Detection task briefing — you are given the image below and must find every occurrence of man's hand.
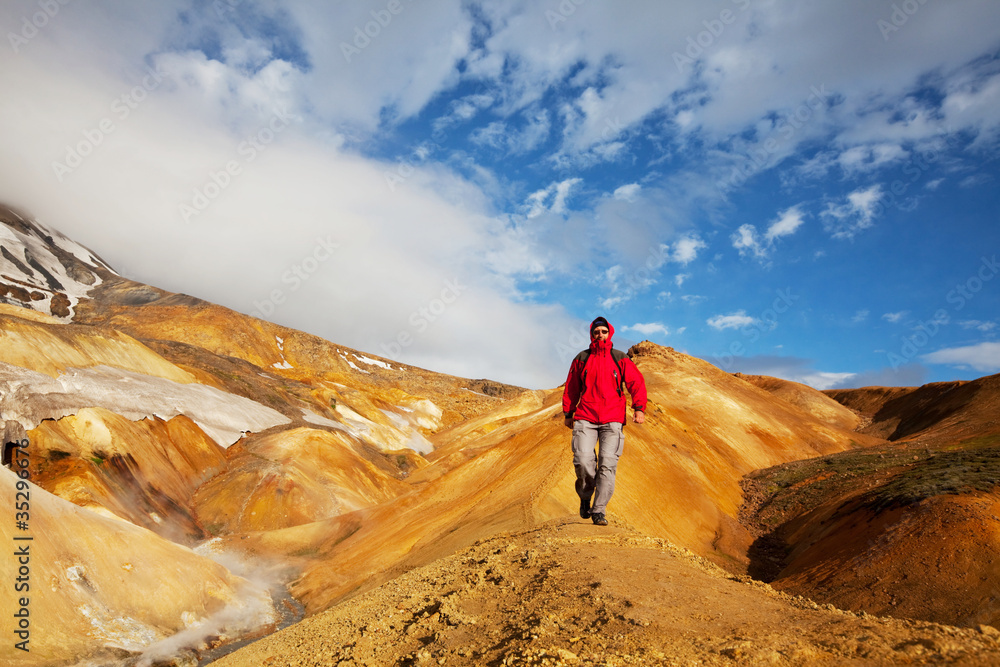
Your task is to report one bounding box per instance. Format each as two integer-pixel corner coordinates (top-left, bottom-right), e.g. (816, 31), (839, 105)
(564, 416), (574, 429)
(633, 410), (645, 425)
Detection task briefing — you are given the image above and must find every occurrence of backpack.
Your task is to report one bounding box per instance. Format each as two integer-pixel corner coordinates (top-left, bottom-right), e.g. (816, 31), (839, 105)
(573, 347), (629, 397)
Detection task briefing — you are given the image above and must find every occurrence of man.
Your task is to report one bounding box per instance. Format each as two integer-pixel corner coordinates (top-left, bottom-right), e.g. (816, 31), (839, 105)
(562, 316), (647, 526)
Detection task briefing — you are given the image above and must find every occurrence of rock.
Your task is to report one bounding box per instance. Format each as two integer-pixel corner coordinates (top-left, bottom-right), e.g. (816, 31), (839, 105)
(552, 647), (579, 662)
(979, 624), (1000, 638)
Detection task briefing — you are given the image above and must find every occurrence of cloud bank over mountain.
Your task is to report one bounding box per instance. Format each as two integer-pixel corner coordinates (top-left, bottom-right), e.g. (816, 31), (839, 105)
(1, 0), (998, 388)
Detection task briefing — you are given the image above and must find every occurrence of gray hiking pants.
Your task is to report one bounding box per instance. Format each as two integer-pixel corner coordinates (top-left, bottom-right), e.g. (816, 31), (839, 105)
(571, 420), (624, 515)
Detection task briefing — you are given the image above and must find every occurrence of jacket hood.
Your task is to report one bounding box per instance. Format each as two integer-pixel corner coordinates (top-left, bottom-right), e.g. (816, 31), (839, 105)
(589, 317), (614, 342)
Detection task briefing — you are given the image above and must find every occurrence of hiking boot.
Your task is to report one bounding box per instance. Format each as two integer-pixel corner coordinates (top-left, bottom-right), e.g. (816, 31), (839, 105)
(591, 512), (608, 526)
(579, 496), (592, 519)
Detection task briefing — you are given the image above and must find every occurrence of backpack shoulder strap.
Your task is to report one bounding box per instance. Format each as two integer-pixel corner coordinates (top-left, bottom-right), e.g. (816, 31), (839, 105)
(572, 350), (590, 395)
(576, 348), (625, 364)
(611, 348), (627, 396)
(574, 348), (627, 391)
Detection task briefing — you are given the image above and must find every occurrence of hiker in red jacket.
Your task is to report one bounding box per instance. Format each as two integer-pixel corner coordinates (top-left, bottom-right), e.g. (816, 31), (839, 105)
(562, 316), (647, 526)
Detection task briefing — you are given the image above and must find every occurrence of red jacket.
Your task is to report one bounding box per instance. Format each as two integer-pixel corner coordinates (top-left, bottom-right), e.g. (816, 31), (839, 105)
(562, 322), (647, 424)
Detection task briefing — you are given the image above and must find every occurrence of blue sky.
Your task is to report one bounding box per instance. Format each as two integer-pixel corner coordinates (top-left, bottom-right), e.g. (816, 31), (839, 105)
(1, 1), (998, 390)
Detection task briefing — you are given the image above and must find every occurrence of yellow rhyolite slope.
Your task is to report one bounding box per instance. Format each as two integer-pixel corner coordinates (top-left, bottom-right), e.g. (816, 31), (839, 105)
(231, 343), (878, 615)
(0, 467), (273, 665)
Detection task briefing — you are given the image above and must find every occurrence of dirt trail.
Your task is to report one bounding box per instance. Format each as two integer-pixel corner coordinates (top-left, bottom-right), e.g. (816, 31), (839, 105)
(212, 519), (1000, 666)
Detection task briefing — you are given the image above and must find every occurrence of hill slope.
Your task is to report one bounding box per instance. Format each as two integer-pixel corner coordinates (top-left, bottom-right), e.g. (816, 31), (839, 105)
(4, 209), (1000, 665)
(825, 375), (1000, 445)
(0, 467), (273, 664)
(216, 342), (878, 620)
(742, 374), (1000, 629)
(1, 210), (524, 664)
(214, 521), (1000, 666)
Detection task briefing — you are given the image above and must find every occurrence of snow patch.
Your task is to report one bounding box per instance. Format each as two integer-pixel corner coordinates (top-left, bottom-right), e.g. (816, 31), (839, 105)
(379, 408), (435, 455)
(0, 215), (112, 320)
(0, 362), (291, 447)
(36, 217), (115, 272)
(339, 351), (393, 372)
(333, 402), (374, 433)
(355, 354), (392, 370)
(300, 408), (349, 432)
(402, 430), (434, 455)
(410, 398), (443, 429)
(271, 337), (294, 368)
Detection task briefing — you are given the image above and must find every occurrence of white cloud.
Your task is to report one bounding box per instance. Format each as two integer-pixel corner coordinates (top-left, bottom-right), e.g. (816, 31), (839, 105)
(959, 173), (992, 189)
(922, 342), (1000, 373)
(850, 185), (884, 213)
(959, 320), (997, 333)
(524, 187), (551, 219)
(794, 371), (855, 391)
(795, 372), (858, 391)
(765, 206), (805, 242)
(851, 309), (870, 324)
(551, 178), (580, 214)
(524, 178), (581, 218)
(613, 183), (641, 201)
(600, 295), (625, 311)
(623, 322), (670, 337)
(731, 224), (765, 259)
(822, 185), (885, 239)
(434, 93), (494, 134)
(837, 143), (908, 174)
(733, 205), (806, 261)
(882, 311), (908, 324)
(469, 107), (551, 154)
(942, 70), (1000, 149)
(707, 311), (755, 331)
(469, 121), (507, 149)
(671, 234), (707, 265)
(476, 0), (1000, 165)
(516, 108), (553, 153)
